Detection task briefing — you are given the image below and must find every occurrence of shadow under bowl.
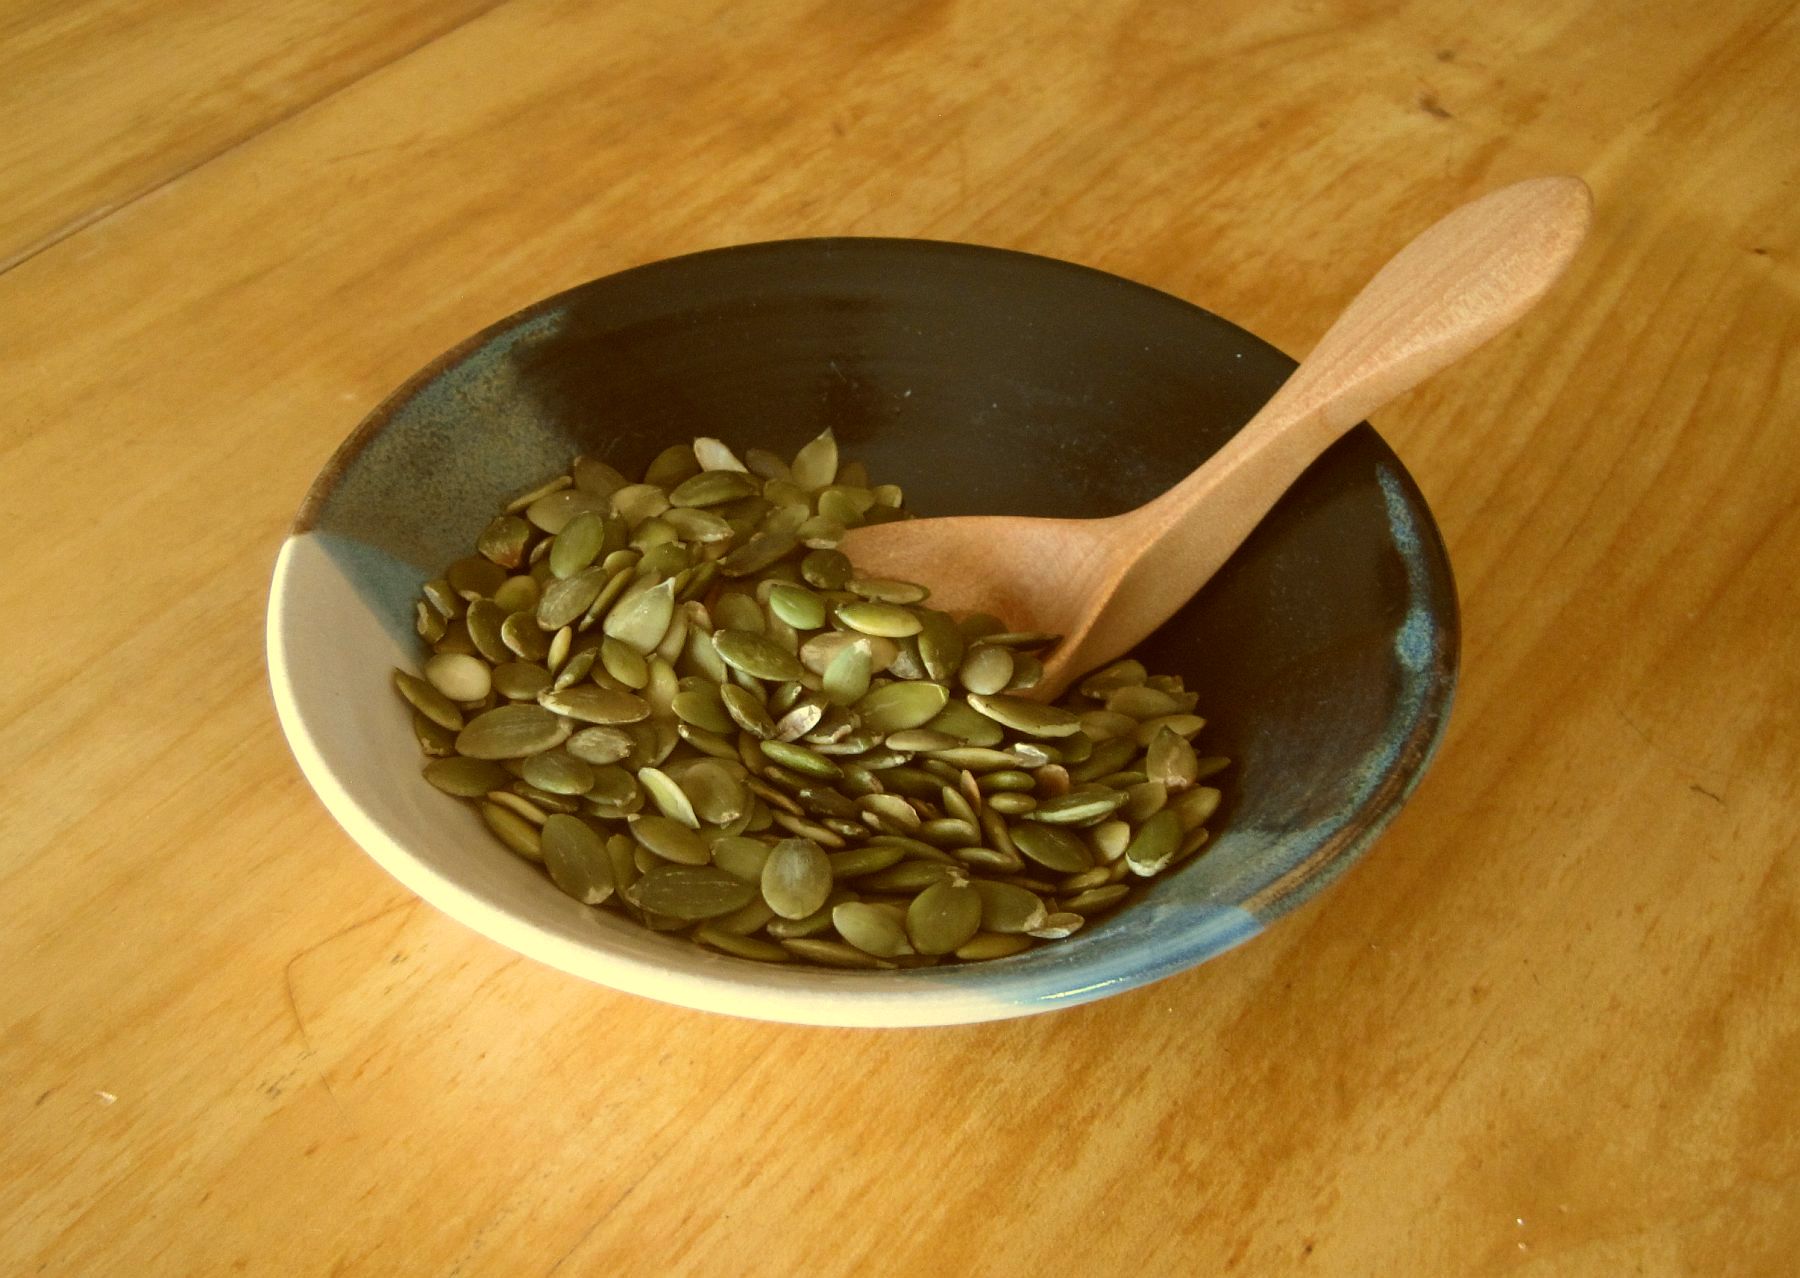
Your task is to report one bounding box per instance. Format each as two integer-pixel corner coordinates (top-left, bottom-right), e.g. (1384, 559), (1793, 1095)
(267, 237), (1458, 1027)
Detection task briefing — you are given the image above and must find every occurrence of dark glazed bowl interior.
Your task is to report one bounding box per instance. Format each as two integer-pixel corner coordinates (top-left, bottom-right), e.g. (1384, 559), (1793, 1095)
(294, 238), (1457, 1015)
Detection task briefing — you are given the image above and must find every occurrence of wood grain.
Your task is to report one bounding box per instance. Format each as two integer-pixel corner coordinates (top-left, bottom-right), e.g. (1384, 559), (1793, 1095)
(2, 0), (1796, 1273)
(0, 0), (503, 269)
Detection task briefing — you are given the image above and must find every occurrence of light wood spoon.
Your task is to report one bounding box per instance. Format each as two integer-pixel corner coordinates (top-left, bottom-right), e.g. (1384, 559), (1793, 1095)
(840, 175), (1593, 698)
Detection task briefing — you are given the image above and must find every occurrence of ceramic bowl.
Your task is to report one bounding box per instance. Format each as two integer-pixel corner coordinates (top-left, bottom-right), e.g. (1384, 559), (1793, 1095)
(267, 238), (1458, 1027)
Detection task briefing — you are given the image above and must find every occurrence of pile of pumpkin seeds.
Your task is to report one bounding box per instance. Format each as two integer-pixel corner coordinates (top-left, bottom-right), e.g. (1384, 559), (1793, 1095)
(396, 430), (1225, 968)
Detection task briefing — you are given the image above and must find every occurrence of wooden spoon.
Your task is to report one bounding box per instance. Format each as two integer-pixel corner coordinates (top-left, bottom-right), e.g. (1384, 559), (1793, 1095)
(840, 175), (1593, 698)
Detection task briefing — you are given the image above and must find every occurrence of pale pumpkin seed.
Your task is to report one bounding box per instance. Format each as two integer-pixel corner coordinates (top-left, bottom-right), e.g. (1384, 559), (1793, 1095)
(1025, 912), (1085, 940)
(630, 814), (711, 865)
(603, 578), (677, 653)
(789, 427), (839, 489)
(500, 611), (551, 662)
(965, 692), (1082, 738)
(1124, 809), (1183, 876)
(482, 801), (543, 860)
(760, 837), (832, 919)
(538, 685), (650, 725)
(836, 600), (923, 637)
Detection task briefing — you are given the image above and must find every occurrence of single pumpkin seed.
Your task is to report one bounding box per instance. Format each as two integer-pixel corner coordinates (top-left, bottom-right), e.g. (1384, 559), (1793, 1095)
(394, 670), (463, 730)
(423, 756), (510, 797)
(1065, 884), (1131, 914)
(447, 555), (508, 599)
(526, 487), (610, 534)
(602, 578), (677, 653)
(832, 902), (914, 957)
(521, 750), (596, 795)
(481, 801), (543, 860)
(713, 629), (804, 682)
(955, 933), (1032, 961)
(790, 428), (839, 489)
(856, 681), (949, 733)
(412, 710), (457, 757)
(630, 814), (711, 865)
(547, 511), (607, 579)
(630, 865), (756, 919)
(971, 880), (1050, 933)
(537, 685), (650, 725)
(767, 583), (827, 630)
(1029, 788), (1129, 825)
(965, 693), (1082, 738)
(499, 611), (549, 662)
(1025, 912), (1085, 940)
(907, 880), (982, 955)
(1010, 821), (1093, 872)
(835, 601), (923, 638)
(637, 767), (700, 827)
(1125, 809), (1184, 876)
(541, 815), (612, 903)
(565, 725), (634, 764)
(761, 837), (833, 919)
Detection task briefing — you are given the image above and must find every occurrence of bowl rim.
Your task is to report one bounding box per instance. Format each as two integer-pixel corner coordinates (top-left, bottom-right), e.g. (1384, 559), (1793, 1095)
(269, 235), (1459, 1026)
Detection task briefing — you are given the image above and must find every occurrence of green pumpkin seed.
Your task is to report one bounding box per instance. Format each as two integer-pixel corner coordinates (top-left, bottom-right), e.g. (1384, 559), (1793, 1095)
(832, 902), (914, 957)
(481, 801), (543, 860)
(767, 583), (827, 630)
(1029, 788), (1128, 825)
(712, 629), (804, 682)
(1134, 713), (1206, 748)
(759, 739), (842, 780)
(1010, 821), (1093, 872)
(790, 427), (839, 489)
(394, 670), (463, 731)
(455, 704), (568, 758)
(412, 710), (457, 757)
(835, 601), (923, 638)
(1169, 785), (1222, 831)
(447, 555), (508, 599)
(571, 456), (627, 495)
(520, 750), (595, 795)
(565, 725), (634, 764)
(955, 932), (1032, 960)
(856, 681), (949, 733)
(671, 685), (734, 735)
(986, 792), (1037, 815)
(922, 700), (1005, 747)
(678, 759), (748, 824)
(704, 837), (768, 887)
(780, 938), (889, 968)
(693, 925), (790, 961)
(800, 548), (852, 590)
(547, 512), (607, 579)
(1065, 884), (1130, 914)
(1124, 809), (1183, 876)
(630, 865), (755, 919)
(499, 611), (548, 662)
(913, 610), (964, 682)
(602, 578), (677, 653)
(423, 756), (510, 797)
(637, 767), (700, 827)
(1090, 819), (1133, 861)
(848, 577), (929, 605)
(719, 529), (798, 576)
(501, 474), (570, 515)
(630, 814), (711, 865)
(819, 639), (873, 707)
(971, 880), (1050, 933)
(958, 645), (1014, 696)
(670, 469), (760, 507)
(538, 685), (650, 725)
(463, 599), (510, 663)
(761, 837), (832, 919)
(1022, 912), (1083, 940)
(906, 880), (982, 955)
(966, 693), (1082, 738)
(541, 815), (612, 903)
(525, 487), (610, 534)
(422, 578), (463, 619)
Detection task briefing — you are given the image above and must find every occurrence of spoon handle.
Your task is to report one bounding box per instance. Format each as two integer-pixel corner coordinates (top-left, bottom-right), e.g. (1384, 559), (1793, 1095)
(1071, 177), (1592, 676)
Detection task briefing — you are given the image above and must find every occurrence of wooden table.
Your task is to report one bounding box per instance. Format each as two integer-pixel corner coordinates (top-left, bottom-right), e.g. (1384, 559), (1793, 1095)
(5, 2), (1795, 1272)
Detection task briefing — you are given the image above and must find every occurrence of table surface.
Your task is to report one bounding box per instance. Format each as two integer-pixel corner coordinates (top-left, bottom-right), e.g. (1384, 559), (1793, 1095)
(5, 1), (1796, 1272)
